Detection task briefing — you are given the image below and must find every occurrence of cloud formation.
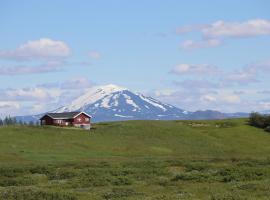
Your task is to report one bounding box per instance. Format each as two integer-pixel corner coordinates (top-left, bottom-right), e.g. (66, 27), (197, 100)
(170, 64), (221, 76)
(0, 61), (63, 75)
(202, 19), (270, 38)
(2, 87), (61, 102)
(170, 60), (270, 85)
(164, 59), (270, 112)
(223, 60), (270, 84)
(0, 77), (94, 116)
(178, 19), (270, 49)
(0, 101), (20, 109)
(0, 101), (21, 118)
(0, 38), (71, 61)
(181, 39), (221, 49)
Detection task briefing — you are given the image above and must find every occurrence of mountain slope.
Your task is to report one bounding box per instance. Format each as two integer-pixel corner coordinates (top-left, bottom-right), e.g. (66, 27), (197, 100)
(53, 84), (190, 121)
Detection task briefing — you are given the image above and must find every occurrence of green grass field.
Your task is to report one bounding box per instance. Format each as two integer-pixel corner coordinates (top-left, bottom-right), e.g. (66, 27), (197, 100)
(1, 119), (270, 199)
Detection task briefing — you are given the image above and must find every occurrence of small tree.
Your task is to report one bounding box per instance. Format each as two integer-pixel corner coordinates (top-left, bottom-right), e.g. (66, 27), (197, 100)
(3, 116), (11, 125)
(12, 117), (17, 125)
(0, 119), (3, 126)
(249, 112), (268, 128)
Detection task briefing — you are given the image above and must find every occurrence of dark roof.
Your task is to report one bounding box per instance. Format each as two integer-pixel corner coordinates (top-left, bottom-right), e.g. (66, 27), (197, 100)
(40, 111), (91, 119)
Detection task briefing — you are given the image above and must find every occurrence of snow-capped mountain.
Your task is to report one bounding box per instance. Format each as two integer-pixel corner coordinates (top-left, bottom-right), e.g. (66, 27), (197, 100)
(52, 84), (190, 121)
(16, 84), (257, 123)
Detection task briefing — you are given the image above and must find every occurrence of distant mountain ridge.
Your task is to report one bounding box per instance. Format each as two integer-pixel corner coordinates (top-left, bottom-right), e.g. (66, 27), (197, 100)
(16, 84), (255, 123)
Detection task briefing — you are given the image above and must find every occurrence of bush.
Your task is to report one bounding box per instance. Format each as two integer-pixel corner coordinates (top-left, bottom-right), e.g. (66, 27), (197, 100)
(0, 187), (77, 200)
(249, 112), (270, 129)
(171, 171), (211, 182)
(103, 188), (139, 199)
(0, 176), (37, 187)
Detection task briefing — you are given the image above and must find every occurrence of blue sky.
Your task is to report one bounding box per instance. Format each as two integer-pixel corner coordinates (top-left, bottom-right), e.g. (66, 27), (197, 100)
(1, 0), (270, 116)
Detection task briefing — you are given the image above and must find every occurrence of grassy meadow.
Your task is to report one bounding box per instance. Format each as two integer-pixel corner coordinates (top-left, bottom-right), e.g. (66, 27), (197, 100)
(1, 119), (270, 199)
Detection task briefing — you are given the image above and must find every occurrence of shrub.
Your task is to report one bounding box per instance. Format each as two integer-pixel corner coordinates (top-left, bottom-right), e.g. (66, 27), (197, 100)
(171, 171), (211, 182)
(103, 188), (139, 199)
(215, 121), (237, 128)
(217, 167), (265, 182)
(249, 112), (270, 134)
(47, 168), (77, 180)
(0, 187), (77, 200)
(249, 112), (270, 129)
(112, 176), (133, 186)
(0, 176), (37, 187)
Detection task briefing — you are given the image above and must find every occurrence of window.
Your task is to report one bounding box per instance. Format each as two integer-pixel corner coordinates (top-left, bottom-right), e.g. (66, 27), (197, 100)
(85, 118), (89, 122)
(77, 118), (82, 122)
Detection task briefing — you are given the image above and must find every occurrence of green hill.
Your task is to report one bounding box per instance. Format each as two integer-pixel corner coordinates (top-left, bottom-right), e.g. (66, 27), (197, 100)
(1, 119), (270, 199)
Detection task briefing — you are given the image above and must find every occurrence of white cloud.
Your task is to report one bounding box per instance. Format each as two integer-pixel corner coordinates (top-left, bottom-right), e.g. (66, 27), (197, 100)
(0, 101), (21, 118)
(171, 64), (221, 76)
(224, 70), (258, 84)
(0, 38), (71, 61)
(88, 51), (101, 59)
(60, 77), (93, 89)
(0, 77), (95, 116)
(181, 39), (221, 49)
(0, 61), (63, 75)
(177, 19), (270, 49)
(202, 19), (270, 38)
(221, 94), (241, 104)
(2, 87), (61, 102)
(200, 95), (216, 102)
(170, 60), (270, 86)
(153, 87), (246, 113)
(222, 60), (270, 85)
(0, 101), (20, 109)
(258, 101), (270, 110)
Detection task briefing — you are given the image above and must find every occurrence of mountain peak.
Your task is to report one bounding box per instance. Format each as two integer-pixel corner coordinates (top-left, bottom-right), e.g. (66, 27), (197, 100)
(97, 84), (126, 93)
(54, 84), (127, 112)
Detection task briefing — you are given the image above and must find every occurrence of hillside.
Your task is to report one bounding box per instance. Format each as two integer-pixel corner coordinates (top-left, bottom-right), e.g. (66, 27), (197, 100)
(1, 119), (270, 199)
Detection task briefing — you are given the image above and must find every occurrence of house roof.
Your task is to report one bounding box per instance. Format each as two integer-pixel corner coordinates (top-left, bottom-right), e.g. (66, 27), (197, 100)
(40, 111), (91, 119)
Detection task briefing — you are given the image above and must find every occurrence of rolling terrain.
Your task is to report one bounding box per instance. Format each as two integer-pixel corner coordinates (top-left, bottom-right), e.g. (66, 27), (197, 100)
(1, 119), (270, 199)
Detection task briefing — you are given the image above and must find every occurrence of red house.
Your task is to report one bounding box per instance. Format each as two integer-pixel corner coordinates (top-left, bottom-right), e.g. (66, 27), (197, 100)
(40, 111), (91, 129)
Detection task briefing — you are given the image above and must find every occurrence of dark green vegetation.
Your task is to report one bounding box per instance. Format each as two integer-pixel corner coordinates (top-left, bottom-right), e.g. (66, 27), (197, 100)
(249, 112), (270, 132)
(1, 119), (270, 199)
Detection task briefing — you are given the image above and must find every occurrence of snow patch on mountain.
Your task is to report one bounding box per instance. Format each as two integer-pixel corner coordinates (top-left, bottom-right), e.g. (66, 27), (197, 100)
(138, 94), (167, 111)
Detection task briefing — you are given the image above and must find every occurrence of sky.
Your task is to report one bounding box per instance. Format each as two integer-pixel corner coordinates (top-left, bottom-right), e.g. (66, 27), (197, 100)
(1, 0), (270, 117)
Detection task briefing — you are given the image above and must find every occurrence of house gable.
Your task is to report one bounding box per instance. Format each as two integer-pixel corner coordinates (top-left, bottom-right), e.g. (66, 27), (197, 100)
(73, 113), (91, 125)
